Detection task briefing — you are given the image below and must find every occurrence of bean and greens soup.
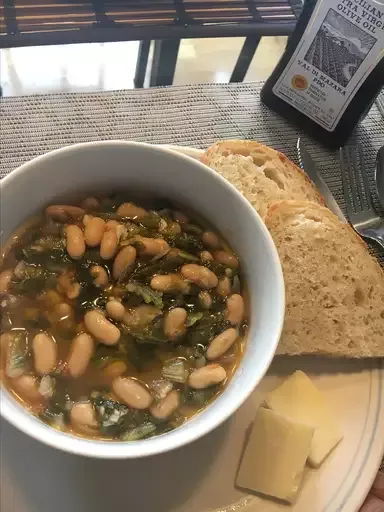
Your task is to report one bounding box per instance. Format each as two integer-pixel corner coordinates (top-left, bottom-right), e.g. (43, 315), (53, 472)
(0, 196), (247, 441)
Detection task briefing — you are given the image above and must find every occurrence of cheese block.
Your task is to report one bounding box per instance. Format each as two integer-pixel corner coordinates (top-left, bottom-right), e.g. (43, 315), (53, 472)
(236, 407), (314, 504)
(265, 370), (343, 467)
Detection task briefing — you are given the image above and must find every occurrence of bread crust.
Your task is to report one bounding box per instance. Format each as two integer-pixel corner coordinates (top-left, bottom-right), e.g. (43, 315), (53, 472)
(203, 140), (383, 358)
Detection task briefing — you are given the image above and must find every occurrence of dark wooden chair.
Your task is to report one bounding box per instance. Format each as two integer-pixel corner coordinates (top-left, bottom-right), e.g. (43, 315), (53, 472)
(0, 0), (302, 89)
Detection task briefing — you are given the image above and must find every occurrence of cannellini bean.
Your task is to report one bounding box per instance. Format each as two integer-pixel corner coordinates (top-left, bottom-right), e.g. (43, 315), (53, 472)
(71, 402), (98, 434)
(106, 299), (125, 321)
(150, 273), (191, 294)
(0, 269), (13, 295)
(13, 375), (43, 403)
(105, 220), (125, 240)
(113, 246), (137, 280)
(150, 390), (180, 420)
(66, 225), (86, 259)
(202, 231), (220, 250)
(164, 308), (187, 341)
(32, 332), (57, 374)
(198, 291), (212, 310)
(100, 229), (118, 260)
(188, 364), (227, 389)
(84, 216), (105, 247)
(217, 276), (231, 297)
(200, 251), (213, 262)
(225, 294), (245, 325)
(103, 360), (127, 379)
(116, 202), (147, 219)
(112, 377), (152, 409)
(173, 211), (189, 224)
(81, 197), (100, 211)
(46, 205), (85, 223)
(67, 333), (94, 378)
(105, 220), (119, 231)
(84, 310), (120, 345)
(90, 265), (109, 287)
(136, 237), (170, 257)
(181, 264), (218, 289)
(213, 250), (239, 269)
(123, 305), (161, 328)
(206, 328), (238, 360)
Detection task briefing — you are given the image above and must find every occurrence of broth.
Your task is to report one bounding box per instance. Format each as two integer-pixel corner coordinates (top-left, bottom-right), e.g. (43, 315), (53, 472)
(0, 195), (247, 441)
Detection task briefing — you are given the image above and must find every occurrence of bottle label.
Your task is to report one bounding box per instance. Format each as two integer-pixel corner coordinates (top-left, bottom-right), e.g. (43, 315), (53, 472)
(273, 0), (384, 131)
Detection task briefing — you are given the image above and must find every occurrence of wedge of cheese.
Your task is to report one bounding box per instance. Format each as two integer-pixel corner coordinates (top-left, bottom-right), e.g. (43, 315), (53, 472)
(265, 370), (343, 467)
(236, 407), (314, 503)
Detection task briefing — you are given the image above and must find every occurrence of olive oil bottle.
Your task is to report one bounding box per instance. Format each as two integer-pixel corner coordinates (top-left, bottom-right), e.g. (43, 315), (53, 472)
(261, 0), (384, 148)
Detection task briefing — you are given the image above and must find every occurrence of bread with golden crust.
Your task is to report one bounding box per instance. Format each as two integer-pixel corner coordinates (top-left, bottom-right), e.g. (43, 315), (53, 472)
(202, 140), (323, 220)
(265, 201), (384, 357)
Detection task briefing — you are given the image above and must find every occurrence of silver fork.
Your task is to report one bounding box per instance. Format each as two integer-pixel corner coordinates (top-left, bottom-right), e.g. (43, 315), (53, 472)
(340, 144), (384, 250)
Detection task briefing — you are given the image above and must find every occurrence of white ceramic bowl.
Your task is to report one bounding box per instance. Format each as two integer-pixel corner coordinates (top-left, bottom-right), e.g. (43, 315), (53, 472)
(0, 141), (284, 458)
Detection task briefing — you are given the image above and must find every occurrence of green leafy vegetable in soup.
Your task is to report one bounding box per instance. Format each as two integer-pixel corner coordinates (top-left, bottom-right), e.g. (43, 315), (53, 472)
(0, 195), (247, 441)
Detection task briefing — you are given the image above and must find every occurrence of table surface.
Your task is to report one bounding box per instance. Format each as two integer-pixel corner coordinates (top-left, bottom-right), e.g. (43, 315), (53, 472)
(0, 82), (383, 511)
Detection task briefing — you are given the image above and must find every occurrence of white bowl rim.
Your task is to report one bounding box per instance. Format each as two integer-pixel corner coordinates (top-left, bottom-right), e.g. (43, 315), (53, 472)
(0, 140), (285, 459)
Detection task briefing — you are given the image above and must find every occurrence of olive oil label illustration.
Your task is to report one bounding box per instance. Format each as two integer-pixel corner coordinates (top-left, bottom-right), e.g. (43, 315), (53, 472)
(273, 0), (384, 131)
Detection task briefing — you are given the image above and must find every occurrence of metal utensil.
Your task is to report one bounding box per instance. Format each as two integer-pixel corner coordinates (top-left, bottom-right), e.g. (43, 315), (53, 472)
(375, 145), (384, 209)
(340, 144), (384, 250)
(297, 138), (347, 222)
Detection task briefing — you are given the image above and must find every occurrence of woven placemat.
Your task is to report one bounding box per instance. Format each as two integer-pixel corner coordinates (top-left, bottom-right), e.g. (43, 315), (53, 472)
(0, 82), (384, 472)
(1, 82), (383, 266)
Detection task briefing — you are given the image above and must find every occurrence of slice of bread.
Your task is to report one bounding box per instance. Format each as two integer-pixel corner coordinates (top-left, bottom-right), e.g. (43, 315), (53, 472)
(202, 140), (323, 219)
(265, 201), (384, 357)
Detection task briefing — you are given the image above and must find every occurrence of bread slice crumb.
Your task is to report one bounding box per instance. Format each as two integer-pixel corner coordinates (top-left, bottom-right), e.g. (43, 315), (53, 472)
(265, 201), (384, 357)
(202, 140), (323, 219)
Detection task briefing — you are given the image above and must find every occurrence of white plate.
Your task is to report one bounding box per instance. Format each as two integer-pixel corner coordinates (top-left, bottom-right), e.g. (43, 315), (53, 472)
(1, 358), (382, 512)
(1, 145), (383, 512)
(161, 145), (384, 512)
